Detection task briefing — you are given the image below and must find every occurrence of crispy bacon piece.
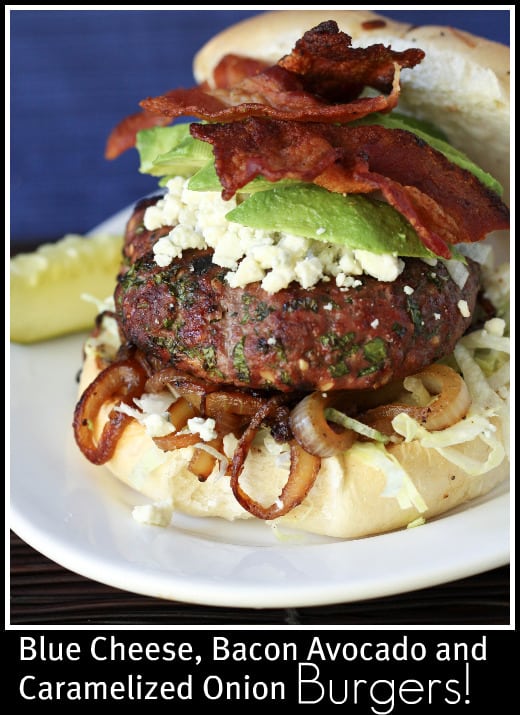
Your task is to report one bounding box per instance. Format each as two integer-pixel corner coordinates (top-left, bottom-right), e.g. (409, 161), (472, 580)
(139, 22), (423, 126)
(140, 65), (403, 125)
(104, 56), (269, 160)
(105, 106), (173, 160)
(191, 119), (510, 258)
(106, 22), (423, 159)
(278, 19), (422, 101)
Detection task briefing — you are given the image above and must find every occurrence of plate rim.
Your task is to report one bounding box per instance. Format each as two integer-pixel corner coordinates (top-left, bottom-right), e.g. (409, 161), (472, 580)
(11, 498), (510, 611)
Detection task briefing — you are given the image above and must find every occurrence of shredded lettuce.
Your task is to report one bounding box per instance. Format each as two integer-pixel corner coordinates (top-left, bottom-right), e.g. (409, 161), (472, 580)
(324, 408), (390, 443)
(454, 343), (504, 414)
(406, 516), (426, 529)
(487, 362), (510, 391)
(459, 331), (510, 354)
(392, 411), (505, 476)
(389, 281), (510, 477)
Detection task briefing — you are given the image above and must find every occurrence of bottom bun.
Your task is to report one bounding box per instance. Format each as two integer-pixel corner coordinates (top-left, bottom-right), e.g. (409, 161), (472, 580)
(78, 350), (509, 539)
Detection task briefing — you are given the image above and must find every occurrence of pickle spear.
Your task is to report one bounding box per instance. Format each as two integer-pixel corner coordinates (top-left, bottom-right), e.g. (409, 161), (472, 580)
(10, 233), (123, 344)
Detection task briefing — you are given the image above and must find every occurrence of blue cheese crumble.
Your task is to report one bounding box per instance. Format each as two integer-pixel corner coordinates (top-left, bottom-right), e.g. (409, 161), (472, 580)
(146, 177), (405, 293)
(116, 392), (176, 438)
(187, 416), (218, 442)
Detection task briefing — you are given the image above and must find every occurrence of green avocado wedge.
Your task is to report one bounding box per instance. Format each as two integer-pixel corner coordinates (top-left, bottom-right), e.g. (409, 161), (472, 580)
(188, 161), (299, 193)
(136, 123), (212, 178)
(226, 184), (439, 259)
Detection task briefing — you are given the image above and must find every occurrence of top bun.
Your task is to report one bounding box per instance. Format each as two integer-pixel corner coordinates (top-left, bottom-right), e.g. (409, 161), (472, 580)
(194, 10), (510, 203)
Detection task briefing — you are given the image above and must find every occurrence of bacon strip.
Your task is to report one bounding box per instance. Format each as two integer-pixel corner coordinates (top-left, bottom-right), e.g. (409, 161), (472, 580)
(139, 19), (424, 125)
(278, 19), (423, 101)
(140, 64), (404, 125)
(191, 119), (510, 258)
(105, 55), (269, 159)
(104, 109), (173, 160)
(106, 22), (422, 159)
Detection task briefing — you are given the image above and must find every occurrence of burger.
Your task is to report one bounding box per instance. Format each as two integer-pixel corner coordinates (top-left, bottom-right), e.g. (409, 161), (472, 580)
(73, 10), (510, 538)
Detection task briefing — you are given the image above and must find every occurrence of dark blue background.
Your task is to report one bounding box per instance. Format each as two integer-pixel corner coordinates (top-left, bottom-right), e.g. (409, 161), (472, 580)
(10, 9), (510, 246)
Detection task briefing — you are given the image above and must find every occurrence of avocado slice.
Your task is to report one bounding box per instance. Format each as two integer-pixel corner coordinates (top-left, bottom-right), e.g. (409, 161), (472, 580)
(188, 161), (299, 193)
(225, 184), (438, 258)
(136, 123), (212, 178)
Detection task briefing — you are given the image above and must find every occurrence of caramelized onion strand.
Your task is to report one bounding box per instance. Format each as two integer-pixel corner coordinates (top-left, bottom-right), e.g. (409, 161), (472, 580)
(153, 432), (201, 451)
(289, 391), (357, 457)
(360, 364), (471, 434)
(73, 359), (147, 464)
(231, 440), (321, 520)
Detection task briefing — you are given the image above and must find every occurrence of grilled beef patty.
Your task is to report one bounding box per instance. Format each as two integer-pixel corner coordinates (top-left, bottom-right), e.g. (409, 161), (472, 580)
(115, 200), (480, 392)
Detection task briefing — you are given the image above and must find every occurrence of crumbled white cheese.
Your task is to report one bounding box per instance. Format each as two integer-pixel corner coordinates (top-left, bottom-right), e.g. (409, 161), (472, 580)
(323, 302), (333, 311)
(353, 250), (404, 282)
(132, 501), (173, 527)
(260, 265), (294, 294)
(370, 318), (380, 328)
(116, 391), (176, 438)
(484, 317), (506, 337)
(403, 285), (414, 295)
(223, 433), (239, 459)
(294, 255), (324, 288)
(225, 255), (265, 288)
(457, 299), (470, 318)
(434, 312), (441, 320)
(187, 416), (218, 442)
(145, 178), (408, 293)
(444, 259), (469, 289)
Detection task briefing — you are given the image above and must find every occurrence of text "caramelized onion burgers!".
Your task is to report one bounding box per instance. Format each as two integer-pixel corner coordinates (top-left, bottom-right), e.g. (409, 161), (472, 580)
(73, 11), (510, 538)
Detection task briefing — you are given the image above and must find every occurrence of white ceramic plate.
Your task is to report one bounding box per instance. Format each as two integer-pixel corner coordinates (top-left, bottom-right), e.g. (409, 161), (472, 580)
(9, 209), (510, 609)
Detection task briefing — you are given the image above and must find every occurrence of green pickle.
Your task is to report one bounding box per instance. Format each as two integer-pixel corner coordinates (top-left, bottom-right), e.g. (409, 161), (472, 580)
(10, 233), (123, 344)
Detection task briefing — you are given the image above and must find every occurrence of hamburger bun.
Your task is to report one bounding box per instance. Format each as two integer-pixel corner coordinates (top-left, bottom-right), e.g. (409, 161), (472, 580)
(195, 10), (510, 203)
(78, 347), (509, 538)
(76, 10), (510, 538)
(79, 340), (509, 538)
